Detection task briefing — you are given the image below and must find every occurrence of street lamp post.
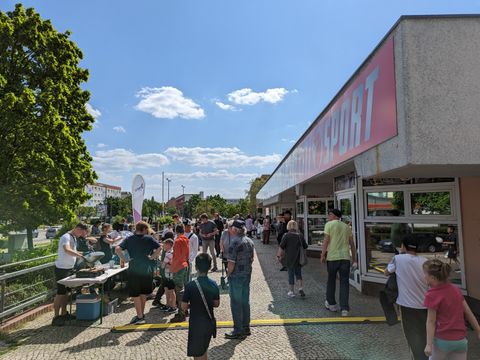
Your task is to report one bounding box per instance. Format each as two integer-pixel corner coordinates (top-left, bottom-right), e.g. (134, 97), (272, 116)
(181, 185), (186, 217)
(166, 177), (171, 212)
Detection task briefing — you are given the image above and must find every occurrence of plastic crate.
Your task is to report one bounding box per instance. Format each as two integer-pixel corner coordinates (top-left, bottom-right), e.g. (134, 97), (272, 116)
(76, 294), (101, 321)
(103, 298), (118, 315)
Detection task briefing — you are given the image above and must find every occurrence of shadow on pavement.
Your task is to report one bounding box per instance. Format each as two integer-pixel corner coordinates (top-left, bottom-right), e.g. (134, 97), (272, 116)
(209, 336), (245, 360)
(253, 236), (384, 359)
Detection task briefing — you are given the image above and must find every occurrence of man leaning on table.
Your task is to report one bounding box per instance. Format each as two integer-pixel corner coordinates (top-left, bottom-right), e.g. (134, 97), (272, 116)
(115, 221), (161, 325)
(52, 223), (89, 326)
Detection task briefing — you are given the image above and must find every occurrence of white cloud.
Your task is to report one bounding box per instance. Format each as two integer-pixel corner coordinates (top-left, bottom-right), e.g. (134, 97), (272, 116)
(215, 101), (240, 112)
(95, 171), (124, 184)
(227, 87), (289, 105)
(113, 126), (126, 133)
(148, 170), (258, 182)
(93, 148), (170, 172)
(164, 147), (281, 168)
(97, 143), (107, 148)
(135, 86), (205, 119)
(86, 103), (102, 118)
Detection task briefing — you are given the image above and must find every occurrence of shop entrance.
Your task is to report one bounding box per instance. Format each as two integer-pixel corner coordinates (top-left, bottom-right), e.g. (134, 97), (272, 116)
(336, 191), (361, 291)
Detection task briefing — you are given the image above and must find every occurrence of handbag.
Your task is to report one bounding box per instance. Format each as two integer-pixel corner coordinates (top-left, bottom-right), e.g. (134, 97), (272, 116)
(194, 279), (217, 338)
(298, 234), (308, 266)
(379, 273), (399, 325)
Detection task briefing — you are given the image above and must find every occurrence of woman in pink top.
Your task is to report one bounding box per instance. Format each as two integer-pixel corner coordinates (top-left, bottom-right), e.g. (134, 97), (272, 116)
(423, 259), (480, 359)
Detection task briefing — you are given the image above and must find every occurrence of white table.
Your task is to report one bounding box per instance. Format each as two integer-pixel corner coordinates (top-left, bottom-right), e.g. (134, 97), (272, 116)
(58, 265), (128, 287)
(58, 265), (128, 324)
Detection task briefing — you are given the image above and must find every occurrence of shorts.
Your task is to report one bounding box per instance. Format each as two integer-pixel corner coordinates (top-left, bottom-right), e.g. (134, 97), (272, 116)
(434, 337), (468, 353)
(173, 267), (188, 289)
(128, 272), (154, 297)
(164, 278), (175, 290)
(55, 267), (74, 295)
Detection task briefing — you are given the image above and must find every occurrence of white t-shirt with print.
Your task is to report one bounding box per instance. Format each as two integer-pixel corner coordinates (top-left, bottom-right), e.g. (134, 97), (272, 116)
(55, 232), (77, 269)
(186, 232), (199, 264)
(163, 250), (174, 279)
(387, 253), (428, 309)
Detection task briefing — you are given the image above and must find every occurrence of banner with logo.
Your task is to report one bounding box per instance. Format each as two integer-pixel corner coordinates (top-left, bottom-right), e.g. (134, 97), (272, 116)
(132, 175), (145, 223)
(258, 37), (397, 199)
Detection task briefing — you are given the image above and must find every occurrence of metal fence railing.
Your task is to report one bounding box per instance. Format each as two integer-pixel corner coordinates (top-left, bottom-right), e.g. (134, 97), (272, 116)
(0, 255), (57, 322)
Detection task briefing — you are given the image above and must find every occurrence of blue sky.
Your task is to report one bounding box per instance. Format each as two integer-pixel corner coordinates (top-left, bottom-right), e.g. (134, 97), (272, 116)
(2, 0), (480, 200)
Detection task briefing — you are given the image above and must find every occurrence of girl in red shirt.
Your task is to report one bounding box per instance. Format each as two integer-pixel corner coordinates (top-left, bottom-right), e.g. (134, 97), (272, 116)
(423, 259), (480, 359)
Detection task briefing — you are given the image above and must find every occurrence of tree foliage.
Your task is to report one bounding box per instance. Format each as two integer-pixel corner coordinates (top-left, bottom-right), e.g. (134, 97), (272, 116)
(183, 194), (202, 219)
(246, 175), (269, 215)
(0, 4), (96, 248)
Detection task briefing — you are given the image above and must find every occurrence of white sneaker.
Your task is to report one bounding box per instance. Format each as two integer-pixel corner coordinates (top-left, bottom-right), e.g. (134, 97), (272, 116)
(325, 300), (338, 312)
(341, 310), (349, 317)
(287, 291), (295, 298)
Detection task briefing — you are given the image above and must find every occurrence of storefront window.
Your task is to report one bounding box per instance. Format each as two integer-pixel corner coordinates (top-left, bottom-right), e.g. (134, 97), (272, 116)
(366, 191), (404, 216)
(364, 222), (461, 285)
(307, 217), (326, 246)
(296, 201), (304, 216)
(410, 192), (451, 215)
(328, 200), (334, 211)
(339, 198), (352, 224)
(308, 200), (326, 215)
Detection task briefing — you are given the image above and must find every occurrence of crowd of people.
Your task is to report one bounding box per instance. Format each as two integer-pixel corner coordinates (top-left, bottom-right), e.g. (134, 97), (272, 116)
(51, 210), (480, 360)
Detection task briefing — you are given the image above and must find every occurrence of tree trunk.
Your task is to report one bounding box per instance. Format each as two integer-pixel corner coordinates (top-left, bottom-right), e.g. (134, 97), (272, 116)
(26, 227), (34, 250)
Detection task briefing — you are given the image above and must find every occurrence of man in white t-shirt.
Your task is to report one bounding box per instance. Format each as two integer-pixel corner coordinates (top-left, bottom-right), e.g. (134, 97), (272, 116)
(184, 219), (199, 280)
(384, 234), (429, 360)
(52, 223), (88, 326)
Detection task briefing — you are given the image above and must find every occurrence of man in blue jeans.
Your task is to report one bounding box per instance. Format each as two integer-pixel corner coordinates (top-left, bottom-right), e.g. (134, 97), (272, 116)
(225, 220), (254, 339)
(320, 209), (357, 317)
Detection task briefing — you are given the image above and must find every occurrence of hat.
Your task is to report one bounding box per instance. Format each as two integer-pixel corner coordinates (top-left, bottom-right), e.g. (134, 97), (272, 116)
(232, 220), (246, 229)
(329, 209), (342, 218)
(182, 218), (193, 226)
(402, 234), (418, 250)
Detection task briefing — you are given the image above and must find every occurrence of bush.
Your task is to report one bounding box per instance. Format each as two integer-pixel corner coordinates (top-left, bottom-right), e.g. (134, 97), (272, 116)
(158, 216), (174, 227)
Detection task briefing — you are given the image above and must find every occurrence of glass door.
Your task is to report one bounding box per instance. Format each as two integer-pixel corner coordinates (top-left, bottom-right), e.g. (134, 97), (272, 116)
(336, 191), (361, 290)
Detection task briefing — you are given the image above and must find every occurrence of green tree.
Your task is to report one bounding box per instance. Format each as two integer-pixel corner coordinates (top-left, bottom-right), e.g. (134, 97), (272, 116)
(104, 195), (131, 219)
(184, 194), (201, 219)
(206, 194), (227, 216)
(142, 196), (162, 220)
(0, 5), (96, 249)
(76, 206), (96, 221)
(246, 175), (269, 215)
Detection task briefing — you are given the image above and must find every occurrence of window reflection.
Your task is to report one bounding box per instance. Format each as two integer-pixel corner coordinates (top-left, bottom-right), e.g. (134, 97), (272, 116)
(308, 217), (326, 246)
(366, 191), (404, 216)
(411, 192), (451, 215)
(365, 222), (461, 284)
(296, 201), (304, 216)
(308, 200), (326, 215)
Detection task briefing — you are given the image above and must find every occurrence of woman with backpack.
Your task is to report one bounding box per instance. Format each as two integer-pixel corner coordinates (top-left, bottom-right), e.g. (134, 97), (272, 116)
(277, 220), (308, 298)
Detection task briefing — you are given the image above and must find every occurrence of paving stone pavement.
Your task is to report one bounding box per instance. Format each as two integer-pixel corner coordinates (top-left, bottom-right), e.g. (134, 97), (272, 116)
(2, 238), (480, 359)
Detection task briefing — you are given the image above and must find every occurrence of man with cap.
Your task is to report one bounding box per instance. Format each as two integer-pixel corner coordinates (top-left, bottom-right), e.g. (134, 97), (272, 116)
(184, 219), (199, 281)
(384, 234), (428, 360)
(225, 220), (255, 339)
(321, 209), (357, 317)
